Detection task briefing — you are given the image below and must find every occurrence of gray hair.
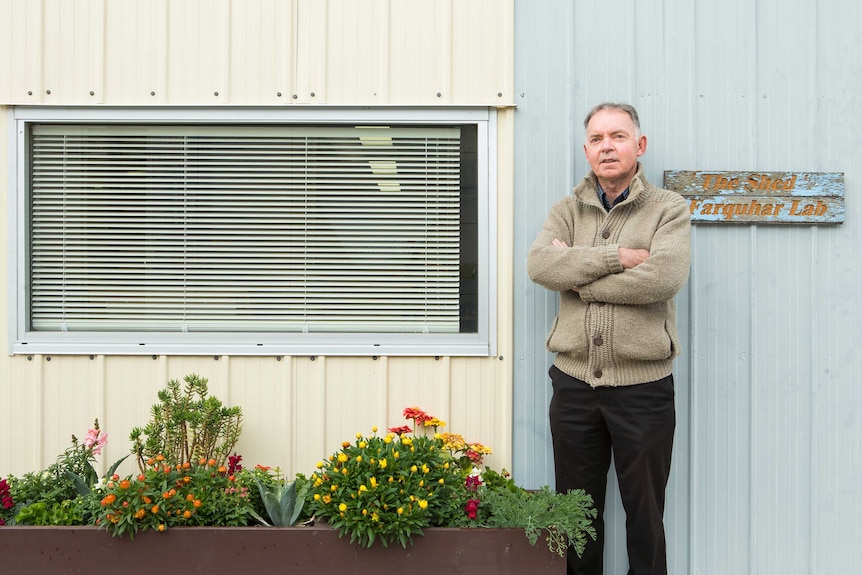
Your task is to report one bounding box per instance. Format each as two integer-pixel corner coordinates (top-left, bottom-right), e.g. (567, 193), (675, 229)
(583, 102), (641, 135)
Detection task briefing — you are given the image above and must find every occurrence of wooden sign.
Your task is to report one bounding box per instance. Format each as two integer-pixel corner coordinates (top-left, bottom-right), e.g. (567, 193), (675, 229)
(663, 171), (844, 224)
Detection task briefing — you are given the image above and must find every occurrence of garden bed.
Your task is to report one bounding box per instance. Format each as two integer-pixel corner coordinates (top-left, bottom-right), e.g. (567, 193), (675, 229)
(1, 525), (566, 575)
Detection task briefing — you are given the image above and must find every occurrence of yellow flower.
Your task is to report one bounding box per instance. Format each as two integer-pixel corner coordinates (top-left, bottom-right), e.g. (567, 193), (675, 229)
(438, 478), (445, 484)
(359, 441), (367, 449)
(339, 503), (347, 512)
(418, 499), (428, 509)
(424, 417), (446, 428)
(331, 485), (338, 491)
(422, 464), (429, 473)
(379, 459), (388, 469)
(384, 435), (393, 444)
(359, 485), (368, 492)
(393, 452), (400, 459)
(369, 477), (377, 488)
(356, 456), (363, 463)
(356, 432), (362, 439)
(402, 437), (413, 446)
(397, 507), (404, 515)
(313, 494), (321, 500)
(362, 509), (368, 515)
(323, 495), (331, 504)
(338, 453), (348, 463)
(316, 461), (324, 469)
(342, 468), (348, 475)
(410, 465), (418, 473)
(371, 426), (378, 433)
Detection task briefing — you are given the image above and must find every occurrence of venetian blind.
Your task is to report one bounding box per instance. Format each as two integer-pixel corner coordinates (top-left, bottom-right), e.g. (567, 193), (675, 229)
(29, 124), (462, 333)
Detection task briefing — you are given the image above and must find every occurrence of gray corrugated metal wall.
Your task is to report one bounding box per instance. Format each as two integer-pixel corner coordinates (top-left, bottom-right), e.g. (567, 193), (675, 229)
(513, 1), (862, 573)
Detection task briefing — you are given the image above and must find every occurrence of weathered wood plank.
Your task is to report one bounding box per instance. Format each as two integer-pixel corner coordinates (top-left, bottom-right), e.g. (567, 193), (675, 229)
(663, 171), (844, 224)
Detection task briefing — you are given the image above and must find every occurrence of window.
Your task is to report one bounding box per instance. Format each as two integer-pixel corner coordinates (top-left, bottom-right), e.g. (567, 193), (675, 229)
(8, 108), (496, 356)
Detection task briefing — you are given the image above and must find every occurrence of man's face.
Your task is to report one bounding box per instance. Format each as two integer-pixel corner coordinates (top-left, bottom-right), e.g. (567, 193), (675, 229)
(583, 109), (647, 188)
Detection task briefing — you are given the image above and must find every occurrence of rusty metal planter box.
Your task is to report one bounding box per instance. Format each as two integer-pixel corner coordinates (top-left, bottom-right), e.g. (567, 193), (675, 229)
(0, 526), (566, 575)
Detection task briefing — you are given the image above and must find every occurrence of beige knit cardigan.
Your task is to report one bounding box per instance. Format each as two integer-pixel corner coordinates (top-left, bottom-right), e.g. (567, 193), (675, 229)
(527, 167), (691, 387)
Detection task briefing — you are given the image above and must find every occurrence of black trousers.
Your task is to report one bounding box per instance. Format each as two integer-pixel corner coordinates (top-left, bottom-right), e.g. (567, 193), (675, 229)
(548, 365), (675, 575)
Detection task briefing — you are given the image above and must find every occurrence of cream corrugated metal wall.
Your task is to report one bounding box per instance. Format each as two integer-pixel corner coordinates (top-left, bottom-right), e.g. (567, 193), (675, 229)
(0, 0), (516, 485)
(514, 0), (861, 573)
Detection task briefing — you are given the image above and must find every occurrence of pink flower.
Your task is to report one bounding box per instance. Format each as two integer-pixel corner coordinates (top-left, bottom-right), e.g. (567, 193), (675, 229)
(84, 427), (108, 456)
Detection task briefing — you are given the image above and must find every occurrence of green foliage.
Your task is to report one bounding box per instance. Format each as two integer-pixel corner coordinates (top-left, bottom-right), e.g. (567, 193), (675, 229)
(15, 499), (83, 526)
(130, 374), (243, 472)
(481, 486), (598, 558)
(306, 430), (466, 548)
(95, 457), (255, 538)
(3, 421), (125, 526)
(251, 476), (309, 527)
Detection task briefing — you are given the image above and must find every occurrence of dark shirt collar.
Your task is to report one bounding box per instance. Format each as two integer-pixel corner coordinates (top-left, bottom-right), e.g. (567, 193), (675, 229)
(598, 185), (629, 212)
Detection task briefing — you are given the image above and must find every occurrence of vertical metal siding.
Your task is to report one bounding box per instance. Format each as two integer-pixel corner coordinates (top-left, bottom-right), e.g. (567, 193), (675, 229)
(514, 0), (862, 573)
(0, 0), (513, 106)
(0, 0), (517, 491)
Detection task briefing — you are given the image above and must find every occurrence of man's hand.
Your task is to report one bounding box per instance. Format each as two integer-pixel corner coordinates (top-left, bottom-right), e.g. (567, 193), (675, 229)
(619, 247), (650, 269)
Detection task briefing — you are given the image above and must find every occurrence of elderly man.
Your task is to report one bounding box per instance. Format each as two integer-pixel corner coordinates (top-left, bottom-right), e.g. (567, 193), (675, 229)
(527, 102), (691, 575)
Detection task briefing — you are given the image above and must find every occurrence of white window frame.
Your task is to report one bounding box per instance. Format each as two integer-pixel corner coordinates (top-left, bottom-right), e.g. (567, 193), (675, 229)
(6, 106), (497, 357)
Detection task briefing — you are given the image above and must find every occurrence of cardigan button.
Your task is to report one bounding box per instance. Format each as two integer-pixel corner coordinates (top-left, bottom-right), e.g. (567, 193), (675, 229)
(594, 369), (603, 378)
(593, 336), (603, 346)
(601, 229), (610, 239)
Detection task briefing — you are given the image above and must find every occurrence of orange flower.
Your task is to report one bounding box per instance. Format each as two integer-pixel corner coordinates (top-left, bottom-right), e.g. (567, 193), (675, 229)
(119, 480), (131, 490)
(151, 505), (160, 514)
(207, 458), (217, 467)
(193, 499), (202, 508)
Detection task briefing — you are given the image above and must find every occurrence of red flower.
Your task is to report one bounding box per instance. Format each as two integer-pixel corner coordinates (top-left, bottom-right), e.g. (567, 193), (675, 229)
(388, 425), (413, 435)
(464, 498), (481, 520)
(0, 478), (13, 511)
(465, 475), (483, 491)
(228, 453), (243, 475)
(402, 407), (432, 423)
